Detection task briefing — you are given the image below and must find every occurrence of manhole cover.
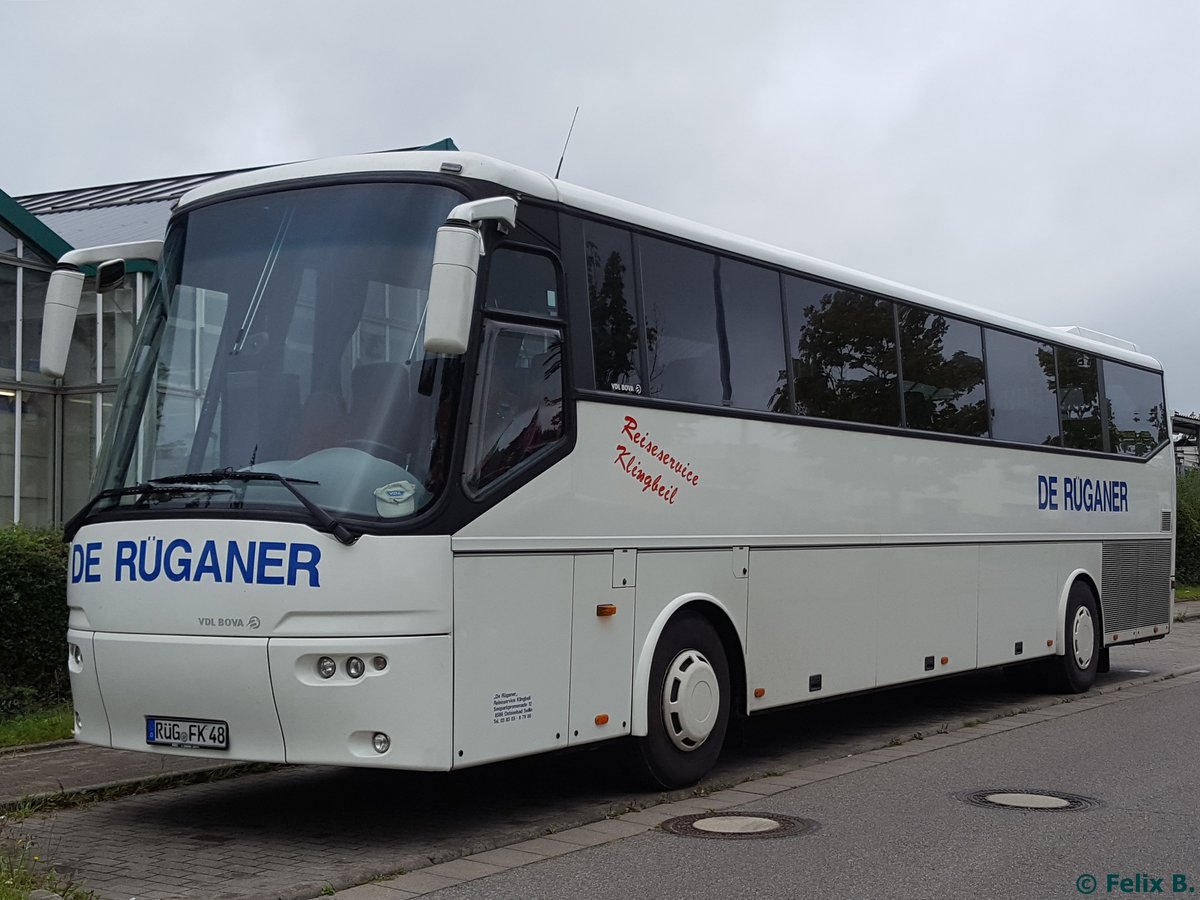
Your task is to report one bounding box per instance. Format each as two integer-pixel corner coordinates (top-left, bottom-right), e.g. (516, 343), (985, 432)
(955, 789), (1100, 811)
(660, 812), (816, 839)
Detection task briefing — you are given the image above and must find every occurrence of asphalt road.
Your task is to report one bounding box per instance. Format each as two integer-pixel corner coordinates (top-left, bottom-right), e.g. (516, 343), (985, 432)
(8, 622), (1200, 900)
(425, 676), (1200, 900)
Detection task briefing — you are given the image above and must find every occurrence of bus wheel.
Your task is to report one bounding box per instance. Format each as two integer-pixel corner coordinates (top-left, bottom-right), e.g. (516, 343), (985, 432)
(1047, 582), (1100, 693)
(636, 610), (730, 789)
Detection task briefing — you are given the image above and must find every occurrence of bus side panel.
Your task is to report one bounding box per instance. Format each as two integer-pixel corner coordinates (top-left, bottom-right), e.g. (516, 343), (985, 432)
(452, 555), (573, 767)
(568, 554), (635, 745)
(977, 543), (1062, 667)
(874, 546), (979, 684)
(267, 635), (452, 769)
(745, 548), (880, 712)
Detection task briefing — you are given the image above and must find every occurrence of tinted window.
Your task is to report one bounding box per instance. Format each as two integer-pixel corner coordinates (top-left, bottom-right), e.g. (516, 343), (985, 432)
(1056, 349), (1103, 451)
(485, 248), (559, 317)
(984, 330), (1060, 445)
(464, 321), (564, 493)
(0, 265), (14, 379)
(897, 306), (987, 436)
(584, 222), (641, 394)
(1104, 360), (1168, 456)
(639, 237), (722, 404)
(785, 277), (900, 427)
(718, 260), (790, 412)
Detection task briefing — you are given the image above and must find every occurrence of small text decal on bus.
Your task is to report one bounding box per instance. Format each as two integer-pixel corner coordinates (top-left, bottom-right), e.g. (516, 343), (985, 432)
(493, 692), (533, 724)
(1037, 475), (1130, 512)
(70, 538), (322, 587)
(613, 415), (700, 506)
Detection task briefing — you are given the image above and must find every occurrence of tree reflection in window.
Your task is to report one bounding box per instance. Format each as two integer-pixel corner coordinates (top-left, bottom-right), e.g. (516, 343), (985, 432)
(785, 278), (901, 427)
(1103, 359), (1169, 457)
(585, 223), (641, 392)
(896, 305), (988, 437)
(1047, 348), (1103, 451)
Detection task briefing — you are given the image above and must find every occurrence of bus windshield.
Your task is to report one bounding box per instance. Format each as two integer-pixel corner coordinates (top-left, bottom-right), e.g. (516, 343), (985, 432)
(91, 181), (467, 527)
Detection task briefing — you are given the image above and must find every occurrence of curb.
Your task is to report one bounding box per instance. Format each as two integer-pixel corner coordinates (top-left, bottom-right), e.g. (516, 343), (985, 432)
(0, 739), (74, 757)
(0, 761), (273, 816)
(1176, 601), (1200, 622)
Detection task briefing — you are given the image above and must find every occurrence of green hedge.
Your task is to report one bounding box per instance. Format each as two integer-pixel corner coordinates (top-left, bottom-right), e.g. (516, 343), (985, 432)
(0, 525), (69, 715)
(1179, 469), (1200, 586)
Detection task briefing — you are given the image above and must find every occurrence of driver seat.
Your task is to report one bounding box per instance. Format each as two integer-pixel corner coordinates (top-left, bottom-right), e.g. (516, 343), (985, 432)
(346, 362), (415, 458)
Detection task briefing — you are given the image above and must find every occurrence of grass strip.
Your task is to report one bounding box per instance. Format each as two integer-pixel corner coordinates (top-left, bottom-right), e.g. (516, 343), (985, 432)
(0, 704), (73, 750)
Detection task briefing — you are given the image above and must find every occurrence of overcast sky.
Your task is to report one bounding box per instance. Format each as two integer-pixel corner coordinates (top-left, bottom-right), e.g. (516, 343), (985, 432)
(4, 0), (1199, 411)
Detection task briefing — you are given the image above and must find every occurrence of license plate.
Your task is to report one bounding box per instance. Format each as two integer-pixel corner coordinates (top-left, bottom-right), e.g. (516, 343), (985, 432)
(145, 716), (229, 750)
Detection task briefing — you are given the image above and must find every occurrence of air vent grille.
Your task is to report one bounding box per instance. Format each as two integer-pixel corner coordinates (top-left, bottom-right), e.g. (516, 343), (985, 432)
(1102, 539), (1171, 632)
(1162, 511), (1173, 533)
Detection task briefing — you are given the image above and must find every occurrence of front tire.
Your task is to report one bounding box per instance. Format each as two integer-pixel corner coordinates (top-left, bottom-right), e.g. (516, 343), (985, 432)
(636, 610), (730, 789)
(1047, 582), (1100, 693)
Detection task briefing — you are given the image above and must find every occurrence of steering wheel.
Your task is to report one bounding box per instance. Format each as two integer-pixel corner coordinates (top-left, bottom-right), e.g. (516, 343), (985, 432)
(341, 439), (410, 467)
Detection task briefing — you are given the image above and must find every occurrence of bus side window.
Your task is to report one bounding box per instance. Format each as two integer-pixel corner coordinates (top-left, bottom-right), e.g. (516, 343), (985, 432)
(485, 248), (560, 317)
(464, 321), (565, 494)
(1103, 360), (1169, 457)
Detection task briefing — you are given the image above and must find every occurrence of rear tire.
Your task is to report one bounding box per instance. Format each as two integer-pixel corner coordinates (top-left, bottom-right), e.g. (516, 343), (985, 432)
(1046, 582), (1100, 693)
(635, 610), (730, 789)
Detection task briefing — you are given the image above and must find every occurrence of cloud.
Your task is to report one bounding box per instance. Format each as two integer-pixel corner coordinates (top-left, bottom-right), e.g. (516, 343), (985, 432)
(3, 0), (1199, 406)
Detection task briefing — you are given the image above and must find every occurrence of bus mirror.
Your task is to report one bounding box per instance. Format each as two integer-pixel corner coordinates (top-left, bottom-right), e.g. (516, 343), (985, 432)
(424, 196), (518, 355)
(96, 259), (126, 294)
(39, 239), (164, 378)
(424, 222), (481, 355)
(40, 269), (86, 378)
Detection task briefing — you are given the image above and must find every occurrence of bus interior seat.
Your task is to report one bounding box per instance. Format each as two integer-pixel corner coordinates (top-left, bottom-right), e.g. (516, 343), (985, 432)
(346, 362), (424, 468)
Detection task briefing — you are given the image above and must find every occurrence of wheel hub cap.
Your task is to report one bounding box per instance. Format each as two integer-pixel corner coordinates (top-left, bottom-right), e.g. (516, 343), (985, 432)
(1072, 606), (1095, 669)
(662, 648), (720, 752)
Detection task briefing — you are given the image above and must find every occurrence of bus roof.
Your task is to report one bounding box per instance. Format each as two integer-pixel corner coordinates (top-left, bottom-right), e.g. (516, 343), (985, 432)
(177, 150), (1162, 372)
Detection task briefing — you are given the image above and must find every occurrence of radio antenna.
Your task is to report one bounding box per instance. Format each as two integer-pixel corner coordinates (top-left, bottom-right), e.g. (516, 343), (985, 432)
(554, 106), (580, 180)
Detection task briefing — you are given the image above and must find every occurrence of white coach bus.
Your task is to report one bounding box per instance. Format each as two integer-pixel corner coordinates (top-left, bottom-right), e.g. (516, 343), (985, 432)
(42, 151), (1173, 787)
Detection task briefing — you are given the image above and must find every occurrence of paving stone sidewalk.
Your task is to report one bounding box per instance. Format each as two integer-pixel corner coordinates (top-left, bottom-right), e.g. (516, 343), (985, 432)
(0, 742), (243, 809)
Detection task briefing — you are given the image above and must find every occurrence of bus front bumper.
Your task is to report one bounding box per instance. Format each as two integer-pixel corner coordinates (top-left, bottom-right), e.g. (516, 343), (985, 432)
(68, 629), (453, 770)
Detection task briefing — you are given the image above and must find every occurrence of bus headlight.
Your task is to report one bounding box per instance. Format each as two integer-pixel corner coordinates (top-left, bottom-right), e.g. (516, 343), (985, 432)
(317, 656), (337, 679)
(346, 657), (365, 679)
(372, 732), (390, 754)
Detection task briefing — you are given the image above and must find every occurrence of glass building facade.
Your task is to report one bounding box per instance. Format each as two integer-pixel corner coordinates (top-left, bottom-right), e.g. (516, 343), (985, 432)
(0, 218), (146, 527)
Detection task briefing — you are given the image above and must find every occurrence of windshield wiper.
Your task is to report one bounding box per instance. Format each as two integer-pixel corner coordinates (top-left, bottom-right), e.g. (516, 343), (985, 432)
(64, 481), (234, 541)
(154, 469), (359, 546)
(67, 469), (359, 546)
